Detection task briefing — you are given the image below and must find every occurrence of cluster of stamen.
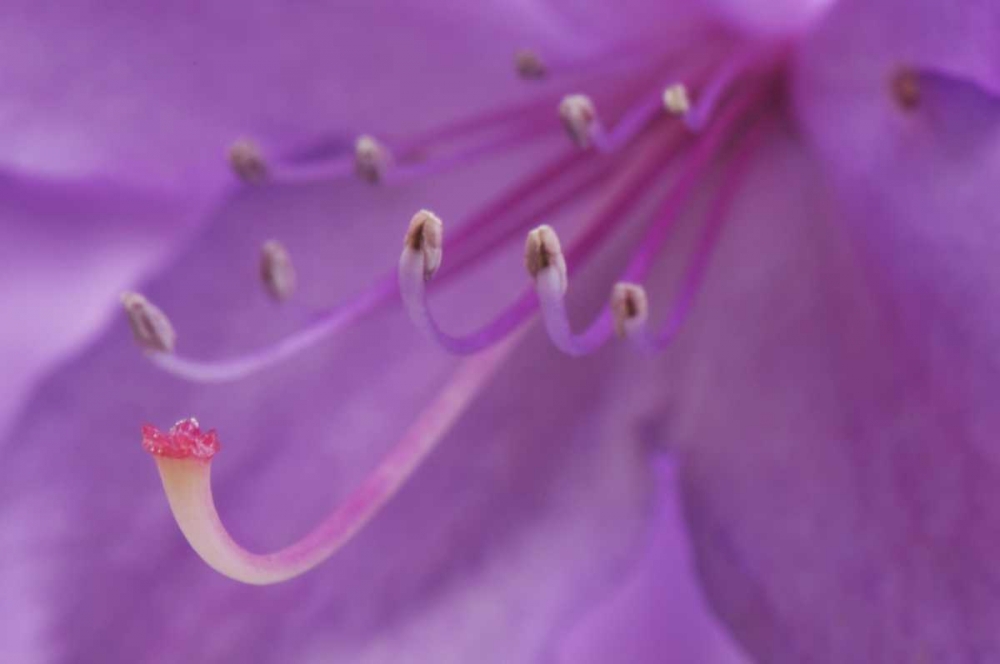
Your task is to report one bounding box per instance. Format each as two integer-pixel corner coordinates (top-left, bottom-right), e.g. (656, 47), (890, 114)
(132, 33), (782, 585)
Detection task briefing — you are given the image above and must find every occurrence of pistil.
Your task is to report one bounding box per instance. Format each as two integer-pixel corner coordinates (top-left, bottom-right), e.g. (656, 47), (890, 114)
(144, 331), (522, 585)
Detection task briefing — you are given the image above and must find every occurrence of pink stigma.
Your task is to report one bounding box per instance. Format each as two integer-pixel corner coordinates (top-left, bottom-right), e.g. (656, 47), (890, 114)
(142, 418), (221, 460)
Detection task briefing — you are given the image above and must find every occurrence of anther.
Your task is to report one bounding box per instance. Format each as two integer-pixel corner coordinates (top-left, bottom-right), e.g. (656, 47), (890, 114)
(121, 292), (176, 353)
(515, 48), (548, 80)
(260, 240), (296, 302)
(354, 134), (393, 183)
(525, 225), (568, 295)
(403, 210), (444, 280)
(228, 138), (268, 184)
(663, 84), (691, 116)
(558, 95), (602, 149)
(610, 282), (649, 338)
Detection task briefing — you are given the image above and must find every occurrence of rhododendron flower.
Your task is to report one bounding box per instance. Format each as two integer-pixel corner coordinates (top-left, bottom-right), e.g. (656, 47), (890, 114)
(2, 0), (999, 662)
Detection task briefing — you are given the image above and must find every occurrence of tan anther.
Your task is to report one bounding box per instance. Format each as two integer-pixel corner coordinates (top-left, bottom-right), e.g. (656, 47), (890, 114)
(260, 240), (296, 302)
(228, 139), (268, 184)
(354, 135), (392, 184)
(525, 225), (568, 294)
(611, 282), (649, 338)
(558, 95), (599, 149)
(121, 292), (177, 353)
(663, 84), (691, 115)
(404, 210), (444, 280)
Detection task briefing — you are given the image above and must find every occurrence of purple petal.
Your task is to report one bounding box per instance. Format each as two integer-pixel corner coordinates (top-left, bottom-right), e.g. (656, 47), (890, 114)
(668, 69), (1000, 658)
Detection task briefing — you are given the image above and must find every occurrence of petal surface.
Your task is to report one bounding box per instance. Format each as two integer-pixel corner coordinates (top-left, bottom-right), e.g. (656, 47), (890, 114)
(666, 52), (1000, 657)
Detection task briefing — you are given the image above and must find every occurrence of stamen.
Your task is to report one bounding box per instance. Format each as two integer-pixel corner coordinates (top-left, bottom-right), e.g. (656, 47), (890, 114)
(354, 134), (393, 184)
(610, 283), (649, 338)
(145, 151), (596, 381)
(260, 240), (296, 302)
(625, 121), (766, 353)
(528, 224), (618, 356)
(515, 48), (547, 80)
(228, 139), (269, 184)
(524, 225), (568, 294)
(535, 87), (761, 356)
(663, 84), (691, 115)
(143, 332), (522, 585)
(559, 95), (603, 149)
(402, 128), (681, 357)
(121, 292), (176, 353)
(397, 158), (616, 355)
